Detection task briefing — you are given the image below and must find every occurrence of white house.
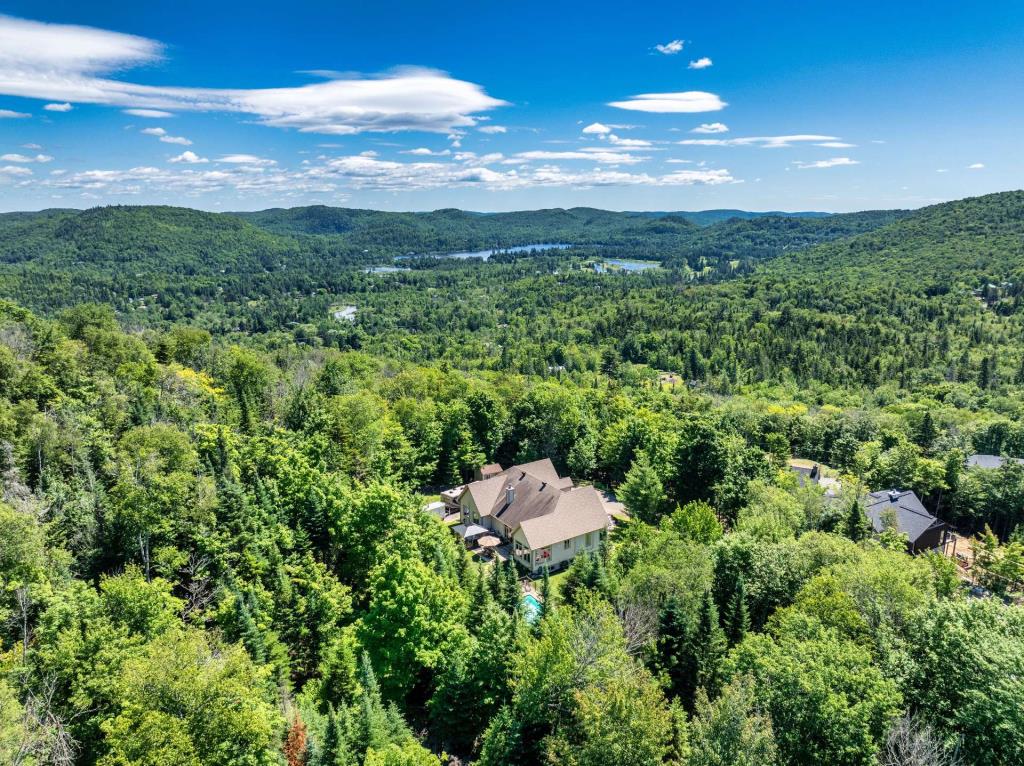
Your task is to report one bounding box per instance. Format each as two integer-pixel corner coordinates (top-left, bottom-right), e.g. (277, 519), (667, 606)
(456, 459), (611, 574)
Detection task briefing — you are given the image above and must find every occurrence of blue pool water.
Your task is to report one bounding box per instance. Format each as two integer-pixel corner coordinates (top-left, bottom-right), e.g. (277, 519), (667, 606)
(522, 593), (543, 623)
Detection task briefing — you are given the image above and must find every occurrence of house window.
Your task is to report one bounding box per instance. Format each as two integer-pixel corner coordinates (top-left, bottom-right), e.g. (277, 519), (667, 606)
(564, 539), (572, 550)
(585, 532), (593, 547)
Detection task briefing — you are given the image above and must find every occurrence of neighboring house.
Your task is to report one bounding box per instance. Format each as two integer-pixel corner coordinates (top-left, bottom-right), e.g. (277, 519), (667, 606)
(788, 459), (842, 500)
(864, 489), (949, 553)
(966, 454), (1024, 470)
(456, 459), (611, 574)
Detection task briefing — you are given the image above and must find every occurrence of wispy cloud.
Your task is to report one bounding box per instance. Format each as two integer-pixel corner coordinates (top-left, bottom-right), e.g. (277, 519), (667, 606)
(509, 149), (648, 165)
(31, 150), (736, 197)
(217, 154), (277, 166)
(0, 15), (507, 135)
(967, 162), (985, 169)
(403, 147), (451, 156)
(691, 122), (728, 134)
(0, 153), (52, 163)
(678, 134), (842, 148)
(688, 57), (713, 69)
(609, 91), (726, 113)
(654, 39), (684, 55)
(607, 134), (652, 147)
(123, 108), (173, 118)
(44, 102), (72, 112)
(140, 126), (192, 145)
(793, 157), (860, 169)
(0, 108), (30, 118)
(478, 125), (507, 134)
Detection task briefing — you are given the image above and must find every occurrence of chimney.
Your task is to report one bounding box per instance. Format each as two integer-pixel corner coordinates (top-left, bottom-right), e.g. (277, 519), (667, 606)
(888, 490), (900, 503)
(506, 484), (515, 506)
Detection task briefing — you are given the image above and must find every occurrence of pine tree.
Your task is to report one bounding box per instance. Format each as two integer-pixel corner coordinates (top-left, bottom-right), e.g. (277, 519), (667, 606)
(979, 355), (992, 389)
(501, 559), (520, 615)
(355, 652), (392, 757)
(917, 411), (938, 451)
(656, 595), (692, 703)
(538, 566), (552, 618)
(693, 590), (727, 699)
(844, 497), (871, 542)
(723, 577), (750, 646)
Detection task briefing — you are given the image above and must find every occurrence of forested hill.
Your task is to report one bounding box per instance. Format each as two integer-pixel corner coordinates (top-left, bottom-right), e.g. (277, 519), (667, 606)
(631, 208), (832, 225)
(763, 190), (1024, 286)
(0, 202), (903, 322)
(231, 203), (902, 254)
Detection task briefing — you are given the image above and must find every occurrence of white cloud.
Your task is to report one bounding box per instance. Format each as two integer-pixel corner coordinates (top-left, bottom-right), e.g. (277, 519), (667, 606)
(967, 162), (985, 169)
(44, 102), (72, 111)
(691, 122), (728, 134)
(509, 149), (648, 164)
(478, 125), (507, 134)
(22, 147), (736, 197)
(678, 134), (841, 148)
(936, 169), (949, 173)
(21, 143), (42, 149)
(217, 154), (277, 166)
(793, 157), (860, 169)
(609, 91), (726, 113)
(169, 150), (208, 164)
(141, 126), (190, 145)
(308, 153), (734, 191)
(655, 39), (684, 55)
(815, 141), (855, 148)
(123, 108), (173, 118)
(582, 122), (612, 135)
(0, 15), (506, 135)
(607, 134), (652, 147)
(0, 108), (30, 118)
(0, 152), (52, 163)
(404, 147), (451, 156)
(688, 57), (713, 70)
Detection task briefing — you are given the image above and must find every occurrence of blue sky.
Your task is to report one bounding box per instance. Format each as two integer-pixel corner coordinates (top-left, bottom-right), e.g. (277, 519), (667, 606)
(0, 1), (1020, 212)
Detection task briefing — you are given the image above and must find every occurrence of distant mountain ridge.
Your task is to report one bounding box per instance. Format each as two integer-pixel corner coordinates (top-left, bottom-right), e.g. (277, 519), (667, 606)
(629, 209), (833, 226)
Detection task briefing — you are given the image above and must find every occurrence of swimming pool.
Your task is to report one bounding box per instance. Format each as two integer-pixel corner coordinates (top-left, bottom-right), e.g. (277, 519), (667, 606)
(522, 593), (543, 623)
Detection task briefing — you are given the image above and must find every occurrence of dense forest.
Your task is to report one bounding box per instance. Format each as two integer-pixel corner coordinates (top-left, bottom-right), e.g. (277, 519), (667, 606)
(1, 191), (1023, 766)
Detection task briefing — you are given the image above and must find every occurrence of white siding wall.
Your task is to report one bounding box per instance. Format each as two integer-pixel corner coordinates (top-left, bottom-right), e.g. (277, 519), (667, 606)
(520, 529), (602, 573)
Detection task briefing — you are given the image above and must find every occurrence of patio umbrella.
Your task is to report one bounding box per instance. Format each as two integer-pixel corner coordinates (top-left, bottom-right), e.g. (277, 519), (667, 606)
(477, 535), (501, 548)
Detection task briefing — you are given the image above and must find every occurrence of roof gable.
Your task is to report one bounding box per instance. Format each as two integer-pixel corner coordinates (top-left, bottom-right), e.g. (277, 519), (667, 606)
(864, 489), (945, 544)
(518, 486), (609, 550)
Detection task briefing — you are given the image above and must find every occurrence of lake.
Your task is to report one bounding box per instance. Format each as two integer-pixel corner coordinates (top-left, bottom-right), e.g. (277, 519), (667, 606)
(365, 266), (410, 273)
(594, 258), (661, 273)
(398, 243), (572, 262)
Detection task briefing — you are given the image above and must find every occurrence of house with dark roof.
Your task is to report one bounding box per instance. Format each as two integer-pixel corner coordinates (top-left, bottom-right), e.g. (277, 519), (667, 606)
(456, 459), (611, 573)
(864, 489), (949, 553)
(788, 458), (842, 500)
(966, 454), (1024, 470)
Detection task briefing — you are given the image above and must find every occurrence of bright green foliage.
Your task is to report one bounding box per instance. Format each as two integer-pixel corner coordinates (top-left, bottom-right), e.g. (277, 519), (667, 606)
(900, 598), (1024, 766)
(98, 629), (282, 766)
(687, 676), (778, 766)
(724, 612), (902, 766)
(664, 501), (723, 545)
(478, 597), (673, 766)
(358, 555), (467, 701)
(619, 452), (667, 523)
